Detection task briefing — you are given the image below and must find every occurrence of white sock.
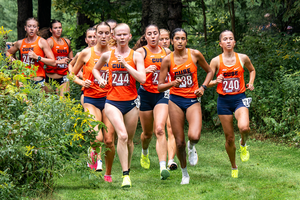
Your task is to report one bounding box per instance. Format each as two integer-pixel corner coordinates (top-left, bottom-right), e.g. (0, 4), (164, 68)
(181, 167), (188, 177)
(142, 148), (148, 156)
(168, 159), (174, 166)
(188, 141), (196, 150)
(160, 161), (166, 171)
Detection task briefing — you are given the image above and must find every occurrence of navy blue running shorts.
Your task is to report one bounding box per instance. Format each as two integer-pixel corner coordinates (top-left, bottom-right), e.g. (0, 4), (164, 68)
(169, 94), (200, 112)
(84, 96), (106, 111)
(138, 86), (169, 111)
(217, 92), (249, 115)
(106, 97), (140, 115)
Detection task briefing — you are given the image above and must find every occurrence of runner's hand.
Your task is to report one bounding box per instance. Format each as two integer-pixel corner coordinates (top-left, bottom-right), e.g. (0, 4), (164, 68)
(173, 77), (182, 88)
(82, 79), (91, 88)
(117, 55), (127, 68)
(194, 87), (204, 97)
(28, 50), (38, 60)
(99, 79), (107, 88)
(145, 65), (157, 73)
(246, 83), (254, 91)
(216, 74), (224, 83)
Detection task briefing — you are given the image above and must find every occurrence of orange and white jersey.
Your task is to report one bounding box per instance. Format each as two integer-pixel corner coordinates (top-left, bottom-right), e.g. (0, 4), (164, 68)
(141, 46), (168, 93)
(169, 48), (199, 98)
(83, 47), (108, 98)
(46, 37), (70, 75)
(107, 49), (137, 101)
(20, 36), (45, 77)
(216, 53), (246, 95)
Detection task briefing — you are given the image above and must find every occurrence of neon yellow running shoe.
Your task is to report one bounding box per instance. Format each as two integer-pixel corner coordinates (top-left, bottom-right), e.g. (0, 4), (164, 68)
(160, 168), (170, 180)
(140, 151), (150, 169)
(239, 142), (250, 162)
(121, 175), (131, 188)
(231, 168), (238, 178)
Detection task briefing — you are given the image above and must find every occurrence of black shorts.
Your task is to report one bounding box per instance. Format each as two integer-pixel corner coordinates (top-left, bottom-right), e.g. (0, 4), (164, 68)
(138, 86), (169, 111)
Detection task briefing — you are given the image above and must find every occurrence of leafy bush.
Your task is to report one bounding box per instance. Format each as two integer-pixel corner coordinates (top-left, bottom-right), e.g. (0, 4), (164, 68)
(0, 54), (104, 199)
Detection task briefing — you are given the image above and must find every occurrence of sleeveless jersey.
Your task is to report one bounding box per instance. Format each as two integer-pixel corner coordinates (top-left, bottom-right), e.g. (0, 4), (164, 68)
(141, 46), (167, 93)
(20, 36), (45, 77)
(46, 37), (70, 75)
(83, 47), (108, 98)
(107, 49), (137, 101)
(216, 53), (246, 95)
(169, 49), (199, 98)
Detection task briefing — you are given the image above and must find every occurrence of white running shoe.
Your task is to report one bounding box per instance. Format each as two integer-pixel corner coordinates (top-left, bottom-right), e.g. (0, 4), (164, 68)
(181, 174), (190, 185)
(96, 160), (103, 172)
(187, 141), (198, 166)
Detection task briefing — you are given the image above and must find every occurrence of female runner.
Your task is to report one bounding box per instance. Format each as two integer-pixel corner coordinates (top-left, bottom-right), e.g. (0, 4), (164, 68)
(93, 23), (146, 188)
(135, 25), (172, 179)
(46, 20), (73, 96)
(6, 18), (55, 87)
(158, 28), (177, 170)
(158, 28), (213, 185)
(71, 22), (115, 183)
(208, 30), (255, 178)
(68, 27), (97, 105)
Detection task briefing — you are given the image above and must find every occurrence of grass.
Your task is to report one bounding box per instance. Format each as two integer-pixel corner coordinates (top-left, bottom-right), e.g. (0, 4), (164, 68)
(51, 126), (300, 200)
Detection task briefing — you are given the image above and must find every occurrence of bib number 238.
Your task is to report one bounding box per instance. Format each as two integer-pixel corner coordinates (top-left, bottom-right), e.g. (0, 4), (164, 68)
(112, 71), (130, 86)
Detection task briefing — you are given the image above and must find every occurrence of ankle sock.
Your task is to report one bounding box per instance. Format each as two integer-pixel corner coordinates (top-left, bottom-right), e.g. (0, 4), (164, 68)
(142, 148), (148, 156)
(123, 170), (129, 176)
(159, 161), (166, 171)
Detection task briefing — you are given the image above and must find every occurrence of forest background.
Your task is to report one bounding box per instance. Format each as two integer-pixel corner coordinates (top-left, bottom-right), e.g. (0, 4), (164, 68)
(0, 0), (299, 199)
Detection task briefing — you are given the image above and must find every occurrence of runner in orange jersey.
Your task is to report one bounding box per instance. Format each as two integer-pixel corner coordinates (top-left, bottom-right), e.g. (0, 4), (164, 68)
(158, 28), (213, 185)
(71, 22), (115, 183)
(158, 28), (178, 171)
(135, 25), (172, 180)
(6, 18), (55, 88)
(93, 23), (146, 188)
(46, 20), (73, 96)
(208, 30), (256, 178)
(68, 27), (97, 105)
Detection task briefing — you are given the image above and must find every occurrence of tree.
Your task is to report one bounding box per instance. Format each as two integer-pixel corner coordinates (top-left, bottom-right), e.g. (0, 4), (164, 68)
(167, 0), (183, 32)
(201, 0), (207, 42)
(38, 0), (51, 29)
(17, 0), (33, 39)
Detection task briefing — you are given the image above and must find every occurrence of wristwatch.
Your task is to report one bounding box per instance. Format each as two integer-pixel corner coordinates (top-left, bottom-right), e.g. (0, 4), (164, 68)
(37, 56), (41, 62)
(201, 85), (207, 90)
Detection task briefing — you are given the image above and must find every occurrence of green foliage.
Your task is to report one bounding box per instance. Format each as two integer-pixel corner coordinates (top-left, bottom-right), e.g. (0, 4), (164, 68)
(0, 53), (104, 198)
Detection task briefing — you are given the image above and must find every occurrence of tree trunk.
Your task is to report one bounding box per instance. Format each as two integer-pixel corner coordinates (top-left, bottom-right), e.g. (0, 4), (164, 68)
(228, 0), (235, 37)
(231, 0), (235, 37)
(201, 0), (207, 43)
(141, 0), (168, 33)
(17, 0), (33, 40)
(38, 0), (51, 30)
(167, 0), (183, 32)
(141, 0), (182, 34)
(76, 12), (94, 49)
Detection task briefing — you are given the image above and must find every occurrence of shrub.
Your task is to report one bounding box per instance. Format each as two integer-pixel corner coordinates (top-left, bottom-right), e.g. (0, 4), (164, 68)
(0, 54), (104, 198)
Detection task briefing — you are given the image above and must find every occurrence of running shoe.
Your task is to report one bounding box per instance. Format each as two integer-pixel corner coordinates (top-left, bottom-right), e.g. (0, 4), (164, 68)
(231, 168), (238, 178)
(160, 168), (170, 180)
(96, 160), (103, 172)
(140, 151), (150, 169)
(88, 148), (98, 170)
(104, 175), (112, 183)
(167, 161), (178, 171)
(239, 140), (250, 162)
(121, 175), (131, 188)
(187, 141), (198, 166)
(181, 174), (190, 185)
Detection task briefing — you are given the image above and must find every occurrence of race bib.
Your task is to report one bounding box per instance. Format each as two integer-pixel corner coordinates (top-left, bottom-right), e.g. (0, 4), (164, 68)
(112, 71), (130, 86)
(242, 97), (252, 108)
(22, 54), (34, 65)
(164, 89), (170, 99)
(94, 70), (109, 85)
(152, 70), (168, 85)
(175, 73), (193, 88)
(222, 78), (240, 93)
(57, 56), (67, 68)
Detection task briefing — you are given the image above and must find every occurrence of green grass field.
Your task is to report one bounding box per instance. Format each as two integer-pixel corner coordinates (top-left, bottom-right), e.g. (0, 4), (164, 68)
(52, 127), (300, 200)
